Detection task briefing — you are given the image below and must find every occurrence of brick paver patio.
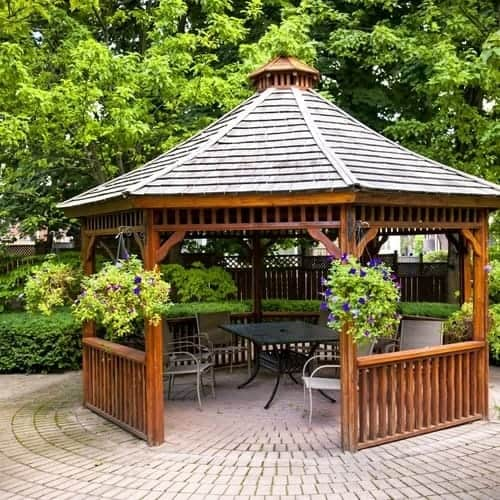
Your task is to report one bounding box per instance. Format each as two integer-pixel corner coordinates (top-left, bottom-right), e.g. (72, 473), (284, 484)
(1, 367), (499, 499)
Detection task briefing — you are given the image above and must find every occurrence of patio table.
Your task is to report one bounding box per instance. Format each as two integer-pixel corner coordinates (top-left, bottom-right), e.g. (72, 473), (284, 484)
(220, 321), (339, 409)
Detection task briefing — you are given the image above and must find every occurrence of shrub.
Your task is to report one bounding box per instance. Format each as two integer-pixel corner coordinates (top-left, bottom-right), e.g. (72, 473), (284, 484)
(488, 259), (500, 304)
(0, 310), (81, 373)
(489, 305), (500, 361)
(161, 262), (237, 302)
(423, 250), (448, 262)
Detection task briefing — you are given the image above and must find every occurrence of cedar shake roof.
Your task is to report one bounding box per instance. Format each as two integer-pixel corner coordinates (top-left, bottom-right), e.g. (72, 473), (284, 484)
(59, 58), (500, 210)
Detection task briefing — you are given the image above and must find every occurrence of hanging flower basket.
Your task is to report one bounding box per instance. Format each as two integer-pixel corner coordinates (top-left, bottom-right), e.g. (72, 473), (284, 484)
(322, 254), (401, 344)
(72, 256), (171, 341)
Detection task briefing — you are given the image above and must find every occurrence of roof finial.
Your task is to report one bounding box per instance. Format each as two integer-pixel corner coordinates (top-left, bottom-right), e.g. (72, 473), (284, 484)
(248, 55), (320, 91)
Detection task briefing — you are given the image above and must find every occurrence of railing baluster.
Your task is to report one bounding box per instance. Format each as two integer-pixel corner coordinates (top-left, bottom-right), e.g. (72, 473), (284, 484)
(356, 341), (484, 449)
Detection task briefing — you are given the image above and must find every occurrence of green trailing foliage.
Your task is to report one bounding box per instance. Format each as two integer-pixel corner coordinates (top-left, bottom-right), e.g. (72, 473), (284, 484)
(73, 256), (171, 340)
(24, 256), (82, 314)
(0, 310), (81, 373)
(161, 262), (237, 302)
(323, 255), (401, 344)
(0, 252), (82, 312)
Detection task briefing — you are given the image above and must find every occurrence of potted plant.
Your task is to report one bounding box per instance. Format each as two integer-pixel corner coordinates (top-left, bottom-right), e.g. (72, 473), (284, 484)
(72, 256), (171, 341)
(322, 254), (401, 345)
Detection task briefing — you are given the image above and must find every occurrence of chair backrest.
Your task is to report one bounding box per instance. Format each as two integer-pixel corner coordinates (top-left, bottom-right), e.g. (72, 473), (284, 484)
(196, 312), (232, 346)
(357, 341), (376, 356)
(399, 319), (443, 350)
(318, 309), (329, 327)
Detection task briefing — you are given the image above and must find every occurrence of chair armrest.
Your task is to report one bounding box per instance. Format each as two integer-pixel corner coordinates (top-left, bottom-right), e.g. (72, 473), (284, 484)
(310, 364), (340, 378)
(165, 350), (200, 366)
(303, 355), (326, 378)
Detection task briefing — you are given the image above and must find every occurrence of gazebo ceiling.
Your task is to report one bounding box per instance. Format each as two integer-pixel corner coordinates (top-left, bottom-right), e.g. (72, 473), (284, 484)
(59, 56), (500, 212)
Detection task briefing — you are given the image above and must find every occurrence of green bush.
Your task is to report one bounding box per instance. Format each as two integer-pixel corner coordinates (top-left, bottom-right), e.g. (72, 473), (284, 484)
(161, 262), (237, 302)
(262, 299), (322, 312)
(489, 259), (500, 304)
(489, 304), (500, 361)
(423, 250), (448, 262)
(0, 310), (82, 373)
(166, 301), (250, 318)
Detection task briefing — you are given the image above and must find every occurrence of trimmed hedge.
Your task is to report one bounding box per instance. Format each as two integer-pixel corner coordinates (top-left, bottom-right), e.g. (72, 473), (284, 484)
(166, 300), (458, 319)
(399, 302), (459, 319)
(0, 310), (82, 373)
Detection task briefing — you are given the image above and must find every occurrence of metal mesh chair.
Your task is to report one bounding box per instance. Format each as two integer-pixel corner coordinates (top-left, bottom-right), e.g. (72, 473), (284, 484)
(164, 339), (215, 410)
(196, 312), (250, 374)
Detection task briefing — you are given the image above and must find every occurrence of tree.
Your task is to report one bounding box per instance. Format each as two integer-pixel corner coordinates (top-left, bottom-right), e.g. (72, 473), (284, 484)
(0, 0), (498, 240)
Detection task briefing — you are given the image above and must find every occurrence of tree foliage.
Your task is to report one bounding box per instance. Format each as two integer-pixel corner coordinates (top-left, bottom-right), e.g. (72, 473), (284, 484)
(0, 0), (498, 237)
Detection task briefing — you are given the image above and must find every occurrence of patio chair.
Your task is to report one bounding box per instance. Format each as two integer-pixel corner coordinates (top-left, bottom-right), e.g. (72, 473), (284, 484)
(302, 341), (375, 425)
(164, 338), (215, 410)
(302, 354), (341, 425)
(399, 319), (443, 350)
(196, 312), (251, 374)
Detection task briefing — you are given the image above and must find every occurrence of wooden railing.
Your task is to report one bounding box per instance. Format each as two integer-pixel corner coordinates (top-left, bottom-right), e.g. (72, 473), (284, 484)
(83, 337), (147, 440)
(356, 341), (485, 449)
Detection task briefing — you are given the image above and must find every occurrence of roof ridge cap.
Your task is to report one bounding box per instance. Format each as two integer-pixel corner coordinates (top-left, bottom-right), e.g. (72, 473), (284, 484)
(129, 90), (271, 196)
(309, 89), (500, 194)
(292, 87), (358, 187)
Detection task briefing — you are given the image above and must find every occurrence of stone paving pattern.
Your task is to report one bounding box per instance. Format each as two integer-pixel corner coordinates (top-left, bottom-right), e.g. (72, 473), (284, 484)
(0, 367), (499, 499)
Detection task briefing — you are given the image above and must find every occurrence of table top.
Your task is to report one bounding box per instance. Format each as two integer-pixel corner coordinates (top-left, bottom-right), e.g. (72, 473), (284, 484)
(220, 321), (339, 345)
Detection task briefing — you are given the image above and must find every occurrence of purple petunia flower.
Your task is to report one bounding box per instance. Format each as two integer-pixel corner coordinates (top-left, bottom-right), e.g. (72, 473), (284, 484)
(358, 297), (366, 305)
(324, 288), (332, 297)
(134, 276), (142, 284)
(328, 313), (337, 322)
(341, 253), (349, 263)
(327, 255), (334, 263)
(367, 315), (375, 325)
(360, 269), (367, 278)
(485, 264), (492, 273)
(133, 286), (141, 296)
(122, 248), (130, 260)
(320, 277), (328, 286)
(364, 330), (370, 337)
(320, 301), (329, 311)
(342, 302), (350, 312)
(348, 267), (357, 275)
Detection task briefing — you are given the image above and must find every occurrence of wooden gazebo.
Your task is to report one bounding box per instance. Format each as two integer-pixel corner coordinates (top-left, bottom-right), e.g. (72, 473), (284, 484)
(59, 56), (500, 451)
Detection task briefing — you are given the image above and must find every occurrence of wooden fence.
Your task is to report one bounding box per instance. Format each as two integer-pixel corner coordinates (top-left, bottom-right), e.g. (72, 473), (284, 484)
(356, 340), (485, 449)
(83, 338), (147, 440)
(181, 254), (448, 302)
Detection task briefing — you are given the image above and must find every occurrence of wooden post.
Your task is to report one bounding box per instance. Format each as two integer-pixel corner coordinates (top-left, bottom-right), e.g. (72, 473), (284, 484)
(144, 209), (165, 446)
(81, 227), (95, 408)
(462, 245), (473, 304)
(251, 235), (263, 322)
(339, 205), (359, 452)
(471, 210), (489, 418)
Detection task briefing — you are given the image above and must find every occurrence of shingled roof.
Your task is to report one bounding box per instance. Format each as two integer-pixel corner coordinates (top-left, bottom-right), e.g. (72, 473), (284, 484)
(59, 58), (500, 209)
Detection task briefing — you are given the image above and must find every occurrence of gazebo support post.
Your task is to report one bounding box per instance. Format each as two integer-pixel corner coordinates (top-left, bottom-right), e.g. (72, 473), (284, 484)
(144, 209), (165, 446)
(339, 206), (358, 452)
(251, 235), (263, 322)
(81, 228), (96, 407)
(473, 210), (489, 417)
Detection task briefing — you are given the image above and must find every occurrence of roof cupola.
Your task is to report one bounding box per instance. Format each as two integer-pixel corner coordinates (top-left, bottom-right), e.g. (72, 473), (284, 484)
(248, 55), (320, 91)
